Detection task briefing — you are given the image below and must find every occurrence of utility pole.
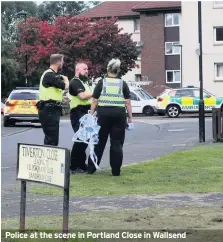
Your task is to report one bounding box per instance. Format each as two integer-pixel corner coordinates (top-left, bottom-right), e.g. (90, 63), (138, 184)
(198, 1), (205, 142)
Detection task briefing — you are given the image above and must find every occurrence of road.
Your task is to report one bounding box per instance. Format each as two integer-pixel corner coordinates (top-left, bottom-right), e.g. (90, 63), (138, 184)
(1, 114), (214, 218)
(1, 114), (213, 189)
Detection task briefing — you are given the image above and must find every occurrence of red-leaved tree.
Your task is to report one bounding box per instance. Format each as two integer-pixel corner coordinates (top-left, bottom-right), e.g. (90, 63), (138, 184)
(16, 16), (139, 80)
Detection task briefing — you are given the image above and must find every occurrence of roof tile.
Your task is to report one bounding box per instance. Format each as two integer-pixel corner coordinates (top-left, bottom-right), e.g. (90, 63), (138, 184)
(133, 1), (181, 11)
(79, 2), (145, 18)
(79, 1), (181, 18)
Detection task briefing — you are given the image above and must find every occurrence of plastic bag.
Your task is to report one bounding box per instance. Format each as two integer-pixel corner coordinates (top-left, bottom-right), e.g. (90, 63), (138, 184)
(72, 111), (101, 169)
(126, 122), (134, 131)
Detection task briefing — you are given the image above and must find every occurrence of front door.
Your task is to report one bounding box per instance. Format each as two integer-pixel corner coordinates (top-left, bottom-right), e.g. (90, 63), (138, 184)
(193, 89), (216, 112)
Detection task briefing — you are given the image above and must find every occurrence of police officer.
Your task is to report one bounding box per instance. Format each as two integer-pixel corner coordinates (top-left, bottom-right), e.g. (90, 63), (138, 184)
(38, 54), (69, 146)
(69, 62), (93, 174)
(87, 58), (133, 176)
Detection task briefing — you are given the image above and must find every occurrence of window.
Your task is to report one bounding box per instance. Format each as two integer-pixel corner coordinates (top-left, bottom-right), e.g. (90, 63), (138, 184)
(165, 13), (179, 27)
(158, 89), (174, 97)
(130, 92), (138, 101)
(9, 92), (39, 100)
(169, 90), (177, 97)
(166, 70), (181, 83)
(135, 89), (153, 100)
(214, 27), (223, 44)
(134, 19), (140, 32)
(165, 42), (180, 55)
(175, 89), (193, 97)
(135, 74), (141, 82)
(213, 1), (223, 8)
(215, 63), (223, 80)
(193, 90), (212, 98)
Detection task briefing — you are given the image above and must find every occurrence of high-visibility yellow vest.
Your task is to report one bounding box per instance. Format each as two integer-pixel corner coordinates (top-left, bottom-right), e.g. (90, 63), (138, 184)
(98, 78), (125, 107)
(69, 78), (92, 109)
(39, 69), (63, 101)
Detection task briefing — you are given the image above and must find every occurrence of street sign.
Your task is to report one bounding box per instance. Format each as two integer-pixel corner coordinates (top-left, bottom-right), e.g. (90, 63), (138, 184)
(16, 143), (70, 234)
(17, 144), (66, 188)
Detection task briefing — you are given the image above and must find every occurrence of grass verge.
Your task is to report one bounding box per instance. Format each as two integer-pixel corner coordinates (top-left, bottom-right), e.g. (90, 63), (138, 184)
(2, 207), (223, 242)
(27, 145), (223, 196)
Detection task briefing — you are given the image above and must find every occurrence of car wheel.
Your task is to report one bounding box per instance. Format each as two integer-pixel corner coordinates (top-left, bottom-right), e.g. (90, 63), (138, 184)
(166, 105), (180, 118)
(3, 121), (9, 127)
(143, 106), (154, 116)
(10, 120), (16, 126)
(3, 118), (10, 127)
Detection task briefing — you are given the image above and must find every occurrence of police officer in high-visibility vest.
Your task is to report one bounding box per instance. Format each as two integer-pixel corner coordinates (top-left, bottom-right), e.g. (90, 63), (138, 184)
(37, 54), (69, 146)
(69, 62), (93, 174)
(87, 58), (133, 176)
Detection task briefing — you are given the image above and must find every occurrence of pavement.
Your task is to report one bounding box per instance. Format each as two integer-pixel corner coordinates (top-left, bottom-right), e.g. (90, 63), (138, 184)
(2, 191), (223, 219)
(1, 114), (220, 219)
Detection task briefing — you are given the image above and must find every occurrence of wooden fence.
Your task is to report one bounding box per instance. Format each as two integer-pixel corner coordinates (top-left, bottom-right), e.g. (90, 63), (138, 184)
(212, 108), (223, 142)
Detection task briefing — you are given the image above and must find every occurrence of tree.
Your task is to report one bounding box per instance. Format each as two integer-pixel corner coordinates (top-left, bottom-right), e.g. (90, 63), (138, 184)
(37, 1), (100, 23)
(1, 1), (102, 96)
(1, 1), (38, 95)
(16, 16), (139, 80)
(1, 1), (37, 41)
(1, 57), (20, 97)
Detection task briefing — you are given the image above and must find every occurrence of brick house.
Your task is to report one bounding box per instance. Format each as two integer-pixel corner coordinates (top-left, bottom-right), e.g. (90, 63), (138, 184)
(79, 1), (181, 97)
(133, 1), (181, 96)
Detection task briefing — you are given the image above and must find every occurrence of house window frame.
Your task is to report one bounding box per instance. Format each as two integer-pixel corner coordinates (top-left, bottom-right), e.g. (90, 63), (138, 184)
(165, 13), (180, 27)
(214, 26), (223, 45)
(165, 42), (180, 55)
(134, 19), (140, 32)
(214, 63), (223, 81)
(213, 1), (223, 8)
(166, 70), (181, 83)
(135, 74), (141, 82)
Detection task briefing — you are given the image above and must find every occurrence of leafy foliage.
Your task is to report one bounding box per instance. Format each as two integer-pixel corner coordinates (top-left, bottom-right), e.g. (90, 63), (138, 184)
(1, 1), (137, 96)
(1, 57), (20, 97)
(1, 1), (37, 41)
(16, 16), (138, 79)
(37, 1), (100, 23)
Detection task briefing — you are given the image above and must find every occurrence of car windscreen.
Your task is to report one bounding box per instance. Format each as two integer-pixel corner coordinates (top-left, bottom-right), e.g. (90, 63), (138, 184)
(158, 89), (172, 97)
(134, 89), (153, 100)
(204, 89), (214, 97)
(9, 92), (39, 100)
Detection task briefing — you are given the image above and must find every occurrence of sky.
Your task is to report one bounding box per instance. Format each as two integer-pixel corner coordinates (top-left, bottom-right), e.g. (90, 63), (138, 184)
(35, 1), (43, 5)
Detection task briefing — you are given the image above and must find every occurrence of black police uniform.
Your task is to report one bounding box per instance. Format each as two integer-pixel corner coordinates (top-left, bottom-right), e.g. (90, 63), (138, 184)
(87, 78), (130, 175)
(37, 68), (65, 146)
(69, 77), (92, 172)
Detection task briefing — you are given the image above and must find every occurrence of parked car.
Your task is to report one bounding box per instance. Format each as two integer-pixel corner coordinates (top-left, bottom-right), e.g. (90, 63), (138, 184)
(92, 80), (157, 116)
(156, 86), (223, 118)
(3, 87), (39, 127)
(129, 85), (157, 116)
(1, 102), (5, 114)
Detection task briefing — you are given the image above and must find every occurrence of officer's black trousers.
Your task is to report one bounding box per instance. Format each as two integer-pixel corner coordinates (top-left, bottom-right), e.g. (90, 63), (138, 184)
(87, 113), (126, 175)
(38, 105), (61, 146)
(70, 107), (89, 171)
